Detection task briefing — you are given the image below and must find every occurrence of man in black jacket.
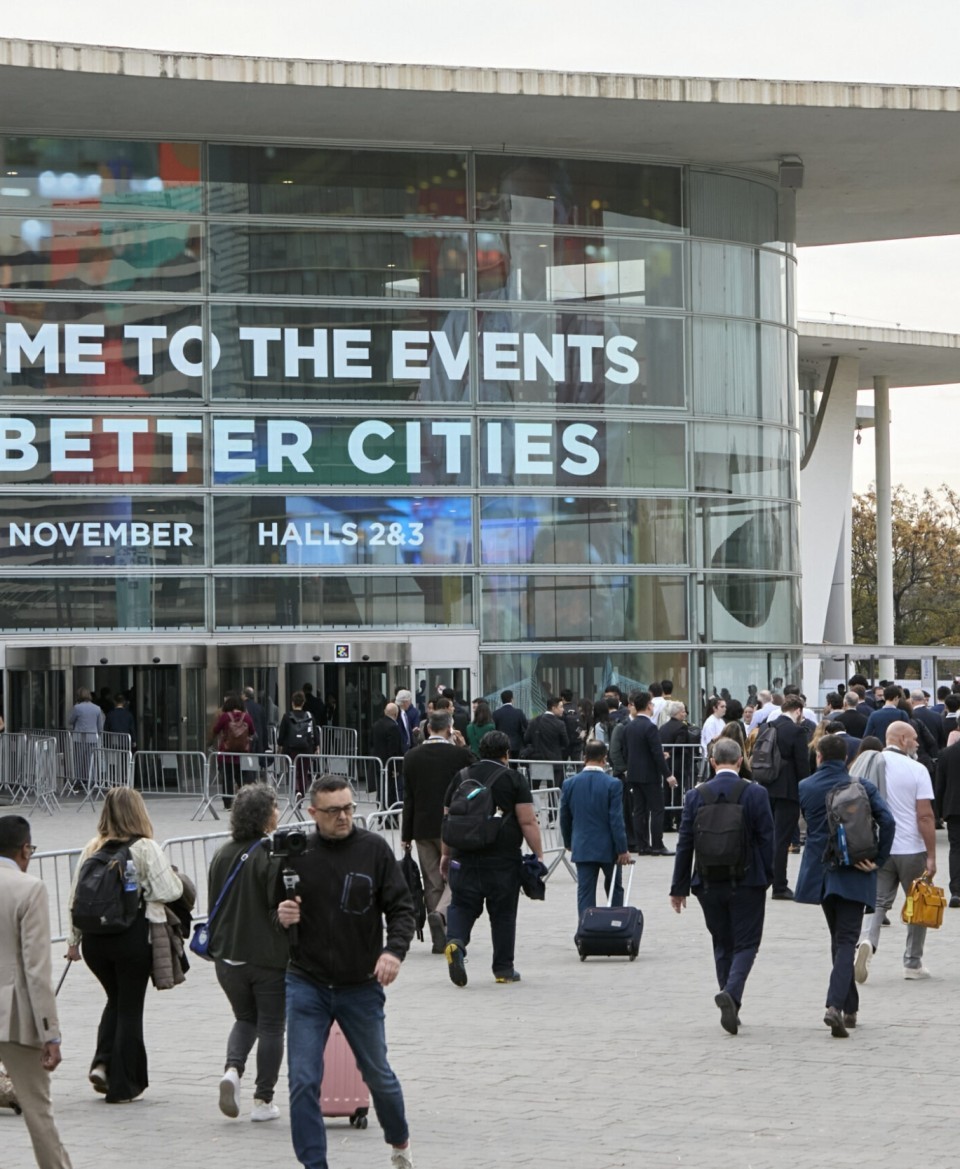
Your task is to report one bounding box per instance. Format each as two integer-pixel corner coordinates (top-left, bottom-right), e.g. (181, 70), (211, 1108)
(371, 702), (404, 768)
(911, 689), (946, 754)
(401, 711), (475, 952)
(278, 775), (416, 1169)
(835, 691), (868, 739)
(935, 737), (960, 908)
(492, 691), (528, 757)
(623, 690), (676, 856)
(765, 696), (810, 900)
(524, 697), (569, 776)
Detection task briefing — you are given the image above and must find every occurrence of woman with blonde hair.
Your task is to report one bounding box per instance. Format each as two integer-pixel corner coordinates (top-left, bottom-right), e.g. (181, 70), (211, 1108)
(65, 787), (183, 1103)
(715, 720), (752, 780)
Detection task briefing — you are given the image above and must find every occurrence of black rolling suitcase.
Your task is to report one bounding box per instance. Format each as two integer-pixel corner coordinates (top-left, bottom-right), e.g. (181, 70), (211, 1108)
(575, 863), (642, 961)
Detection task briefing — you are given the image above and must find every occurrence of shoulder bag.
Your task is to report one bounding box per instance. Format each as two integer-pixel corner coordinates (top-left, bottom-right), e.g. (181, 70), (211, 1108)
(189, 839), (263, 961)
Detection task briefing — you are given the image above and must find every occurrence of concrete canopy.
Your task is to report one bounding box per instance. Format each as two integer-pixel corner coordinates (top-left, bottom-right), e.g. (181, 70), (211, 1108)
(798, 322), (960, 388)
(2, 37), (960, 247)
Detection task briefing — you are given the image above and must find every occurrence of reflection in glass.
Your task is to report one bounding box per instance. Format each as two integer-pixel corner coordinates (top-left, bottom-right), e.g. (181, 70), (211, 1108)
(209, 145), (467, 219)
(693, 424), (794, 499)
(0, 302), (203, 399)
(481, 574), (687, 642)
(705, 650), (802, 707)
(480, 496), (686, 566)
(695, 498), (798, 573)
(210, 225), (468, 298)
(697, 573), (800, 644)
(0, 219), (201, 294)
(0, 495), (205, 568)
(478, 233), (682, 306)
(214, 574), (473, 630)
(213, 495), (473, 566)
(0, 138), (202, 212)
(0, 576), (205, 631)
(475, 156), (682, 232)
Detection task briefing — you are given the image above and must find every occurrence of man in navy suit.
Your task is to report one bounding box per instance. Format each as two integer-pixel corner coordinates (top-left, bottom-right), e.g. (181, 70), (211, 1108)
(492, 691), (528, 758)
(796, 734), (895, 1037)
(623, 690), (676, 856)
(669, 738), (775, 1034)
(910, 689), (946, 754)
(560, 740), (631, 919)
(395, 689), (421, 752)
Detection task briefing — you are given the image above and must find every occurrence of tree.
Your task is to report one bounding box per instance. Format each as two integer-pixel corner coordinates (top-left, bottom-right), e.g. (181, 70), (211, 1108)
(851, 485), (960, 646)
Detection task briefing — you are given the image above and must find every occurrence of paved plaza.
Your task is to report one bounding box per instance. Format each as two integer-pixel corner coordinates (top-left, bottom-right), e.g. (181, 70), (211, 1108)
(4, 795), (959, 1169)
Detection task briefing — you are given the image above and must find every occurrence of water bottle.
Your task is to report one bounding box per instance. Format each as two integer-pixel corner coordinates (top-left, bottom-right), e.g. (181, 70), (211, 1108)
(123, 858), (138, 894)
(836, 823), (849, 866)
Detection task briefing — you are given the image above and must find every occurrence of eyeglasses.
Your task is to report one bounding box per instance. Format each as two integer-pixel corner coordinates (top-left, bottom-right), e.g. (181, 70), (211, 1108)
(24, 843), (37, 855)
(314, 803), (356, 817)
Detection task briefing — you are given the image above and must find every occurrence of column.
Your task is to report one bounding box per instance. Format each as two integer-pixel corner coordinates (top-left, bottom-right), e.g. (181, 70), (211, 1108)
(874, 375), (895, 679)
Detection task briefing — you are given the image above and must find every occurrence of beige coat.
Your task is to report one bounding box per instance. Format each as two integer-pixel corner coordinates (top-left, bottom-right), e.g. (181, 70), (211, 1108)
(0, 862), (60, 1047)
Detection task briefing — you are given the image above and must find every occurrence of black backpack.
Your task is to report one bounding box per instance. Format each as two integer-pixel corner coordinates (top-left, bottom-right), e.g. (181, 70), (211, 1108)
(749, 723), (782, 785)
(693, 779), (750, 883)
(441, 766), (511, 853)
(282, 711), (316, 755)
(71, 840), (141, 935)
(825, 778), (878, 866)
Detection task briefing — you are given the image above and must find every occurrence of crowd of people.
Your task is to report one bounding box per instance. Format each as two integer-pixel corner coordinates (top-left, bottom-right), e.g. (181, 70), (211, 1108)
(3, 671), (960, 1169)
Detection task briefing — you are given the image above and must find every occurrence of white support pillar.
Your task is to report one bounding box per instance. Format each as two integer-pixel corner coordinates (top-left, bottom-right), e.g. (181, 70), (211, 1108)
(874, 375), (895, 679)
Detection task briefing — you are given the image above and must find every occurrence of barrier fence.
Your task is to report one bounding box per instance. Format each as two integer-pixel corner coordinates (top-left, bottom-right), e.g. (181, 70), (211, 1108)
(76, 748), (135, 811)
(194, 752), (297, 821)
(134, 750), (208, 800)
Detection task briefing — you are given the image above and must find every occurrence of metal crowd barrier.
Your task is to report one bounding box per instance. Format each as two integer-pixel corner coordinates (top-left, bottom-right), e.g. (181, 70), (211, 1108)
(194, 752), (296, 822)
(76, 747), (135, 811)
(32, 847), (83, 943)
(510, 758), (582, 788)
(25, 737), (60, 815)
(0, 732), (29, 802)
(281, 754), (383, 821)
(531, 786), (576, 880)
(135, 750), (208, 799)
(364, 806), (405, 856)
(663, 742), (706, 811)
(317, 726), (358, 757)
(161, 831), (231, 920)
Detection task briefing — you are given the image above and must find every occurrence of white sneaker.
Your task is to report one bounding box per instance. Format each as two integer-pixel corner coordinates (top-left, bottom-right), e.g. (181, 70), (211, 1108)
(251, 1098), (280, 1122)
(853, 940), (873, 984)
(390, 1146), (415, 1168)
(218, 1068), (241, 1118)
(904, 965), (931, 979)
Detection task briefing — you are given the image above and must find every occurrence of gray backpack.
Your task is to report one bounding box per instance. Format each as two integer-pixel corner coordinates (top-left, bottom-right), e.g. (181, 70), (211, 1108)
(825, 779), (878, 867)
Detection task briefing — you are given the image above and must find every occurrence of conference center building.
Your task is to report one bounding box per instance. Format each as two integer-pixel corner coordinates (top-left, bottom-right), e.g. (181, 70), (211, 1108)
(0, 40), (953, 750)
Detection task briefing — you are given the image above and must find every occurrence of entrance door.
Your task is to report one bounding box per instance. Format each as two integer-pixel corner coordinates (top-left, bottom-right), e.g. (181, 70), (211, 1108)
(415, 666), (472, 713)
(284, 662), (389, 756)
(7, 670), (63, 730)
(134, 666), (180, 753)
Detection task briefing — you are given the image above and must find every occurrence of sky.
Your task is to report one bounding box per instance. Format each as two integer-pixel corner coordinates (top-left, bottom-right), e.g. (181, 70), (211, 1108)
(5, 0), (960, 496)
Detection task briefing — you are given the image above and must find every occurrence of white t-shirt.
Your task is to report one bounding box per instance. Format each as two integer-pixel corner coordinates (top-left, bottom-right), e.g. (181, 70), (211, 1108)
(701, 714), (726, 755)
(882, 748), (934, 855)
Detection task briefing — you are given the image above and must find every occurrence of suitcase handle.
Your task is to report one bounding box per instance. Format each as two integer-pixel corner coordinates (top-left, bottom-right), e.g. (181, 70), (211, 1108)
(607, 861), (636, 907)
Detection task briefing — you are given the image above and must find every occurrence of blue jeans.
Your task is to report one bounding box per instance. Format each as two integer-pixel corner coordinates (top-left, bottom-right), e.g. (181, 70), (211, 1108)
(286, 973), (408, 1169)
(575, 862), (623, 919)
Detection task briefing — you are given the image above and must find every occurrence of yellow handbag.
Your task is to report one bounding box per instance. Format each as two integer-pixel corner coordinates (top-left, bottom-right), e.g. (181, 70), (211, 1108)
(901, 872), (947, 929)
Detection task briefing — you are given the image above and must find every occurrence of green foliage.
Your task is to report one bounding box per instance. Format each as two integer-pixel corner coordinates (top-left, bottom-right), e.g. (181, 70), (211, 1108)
(851, 485), (960, 646)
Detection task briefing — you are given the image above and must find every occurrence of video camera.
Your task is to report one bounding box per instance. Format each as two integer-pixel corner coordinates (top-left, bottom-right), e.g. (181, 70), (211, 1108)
(267, 822), (315, 858)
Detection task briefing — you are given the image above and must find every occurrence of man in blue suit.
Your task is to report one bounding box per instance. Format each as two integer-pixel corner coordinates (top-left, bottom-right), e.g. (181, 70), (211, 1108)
(669, 738), (774, 1035)
(796, 734), (896, 1038)
(560, 740), (631, 919)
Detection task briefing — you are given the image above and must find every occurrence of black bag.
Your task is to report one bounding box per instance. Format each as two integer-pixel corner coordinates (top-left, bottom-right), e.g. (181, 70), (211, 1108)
(825, 778), (878, 866)
(281, 710), (316, 755)
(749, 722), (782, 785)
(575, 864), (643, 961)
(693, 778), (750, 883)
(71, 840), (141, 935)
(400, 851), (427, 941)
(441, 766), (510, 852)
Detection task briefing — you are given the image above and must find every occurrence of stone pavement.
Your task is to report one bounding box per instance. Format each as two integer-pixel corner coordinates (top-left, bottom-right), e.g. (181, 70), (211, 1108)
(4, 796), (959, 1169)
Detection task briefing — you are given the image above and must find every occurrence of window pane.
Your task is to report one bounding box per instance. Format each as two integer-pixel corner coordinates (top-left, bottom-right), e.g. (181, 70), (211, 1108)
(694, 498), (798, 572)
(208, 145), (467, 219)
(480, 420), (685, 490)
(688, 171), (779, 246)
(475, 308), (684, 408)
(214, 574), (473, 630)
(214, 495), (473, 566)
(0, 138), (202, 213)
(697, 573), (800, 644)
(210, 225), (468, 298)
(481, 574), (687, 641)
(0, 218), (201, 293)
(211, 303), (470, 403)
(0, 495), (205, 568)
(705, 650), (802, 703)
(0, 302), (203, 399)
(478, 233), (683, 307)
(476, 156), (682, 232)
(691, 241), (756, 317)
(758, 249), (788, 323)
(480, 496), (686, 565)
(693, 424), (794, 499)
(759, 324), (789, 425)
(692, 318), (759, 416)
(0, 575), (205, 631)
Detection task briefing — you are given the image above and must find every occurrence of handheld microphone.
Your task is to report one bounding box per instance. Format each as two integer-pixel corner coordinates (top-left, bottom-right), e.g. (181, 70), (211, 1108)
(282, 867), (301, 951)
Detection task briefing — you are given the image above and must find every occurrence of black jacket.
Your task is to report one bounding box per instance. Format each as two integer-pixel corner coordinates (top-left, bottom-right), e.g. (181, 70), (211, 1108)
(401, 738), (475, 841)
(935, 741), (960, 818)
(767, 714), (810, 801)
(370, 716), (403, 766)
(835, 709), (868, 738)
(244, 698), (268, 753)
(283, 827), (414, 987)
(526, 712), (568, 761)
(493, 703), (528, 757)
(624, 715), (670, 786)
(913, 705), (946, 753)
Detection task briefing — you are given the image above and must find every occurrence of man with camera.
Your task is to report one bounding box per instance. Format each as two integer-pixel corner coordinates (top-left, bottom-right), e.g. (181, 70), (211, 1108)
(277, 775), (417, 1169)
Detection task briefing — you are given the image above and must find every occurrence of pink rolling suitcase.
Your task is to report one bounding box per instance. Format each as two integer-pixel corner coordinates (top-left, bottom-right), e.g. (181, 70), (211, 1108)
(320, 1022), (370, 1129)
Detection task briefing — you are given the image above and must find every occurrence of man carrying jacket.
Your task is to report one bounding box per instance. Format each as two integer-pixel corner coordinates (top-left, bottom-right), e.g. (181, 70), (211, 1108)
(669, 739), (774, 1035)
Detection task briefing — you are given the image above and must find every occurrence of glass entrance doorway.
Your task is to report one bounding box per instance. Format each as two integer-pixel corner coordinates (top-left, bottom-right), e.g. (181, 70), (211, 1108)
(283, 662), (390, 756)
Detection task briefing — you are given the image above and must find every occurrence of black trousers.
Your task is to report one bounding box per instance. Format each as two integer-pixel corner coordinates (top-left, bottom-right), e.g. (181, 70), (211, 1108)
(821, 894), (864, 1013)
(629, 782), (665, 852)
(446, 855), (522, 976)
(81, 913), (153, 1102)
(768, 796), (799, 893)
(947, 816), (960, 895)
(617, 777), (636, 850)
(695, 883), (767, 1008)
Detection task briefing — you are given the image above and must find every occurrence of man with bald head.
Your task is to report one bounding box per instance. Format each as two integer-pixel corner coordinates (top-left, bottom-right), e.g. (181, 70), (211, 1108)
(371, 702), (404, 768)
(854, 720), (938, 984)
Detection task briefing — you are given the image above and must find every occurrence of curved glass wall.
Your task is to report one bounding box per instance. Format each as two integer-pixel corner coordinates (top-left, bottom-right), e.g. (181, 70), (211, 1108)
(0, 136), (800, 706)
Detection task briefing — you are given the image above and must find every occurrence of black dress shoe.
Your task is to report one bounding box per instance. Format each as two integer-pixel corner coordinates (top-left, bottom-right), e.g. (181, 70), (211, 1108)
(649, 847), (675, 856)
(771, 888), (795, 900)
(823, 1006), (849, 1038)
(715, 991), (739, 1035)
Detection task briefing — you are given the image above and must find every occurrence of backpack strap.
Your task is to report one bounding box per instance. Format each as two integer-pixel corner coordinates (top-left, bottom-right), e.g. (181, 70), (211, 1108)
(697, 778), (749, 805)
(206, 839), (264, 930)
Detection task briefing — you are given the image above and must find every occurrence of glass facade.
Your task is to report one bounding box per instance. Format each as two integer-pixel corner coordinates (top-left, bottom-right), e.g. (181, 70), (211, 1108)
(0, 137), (800, 704)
